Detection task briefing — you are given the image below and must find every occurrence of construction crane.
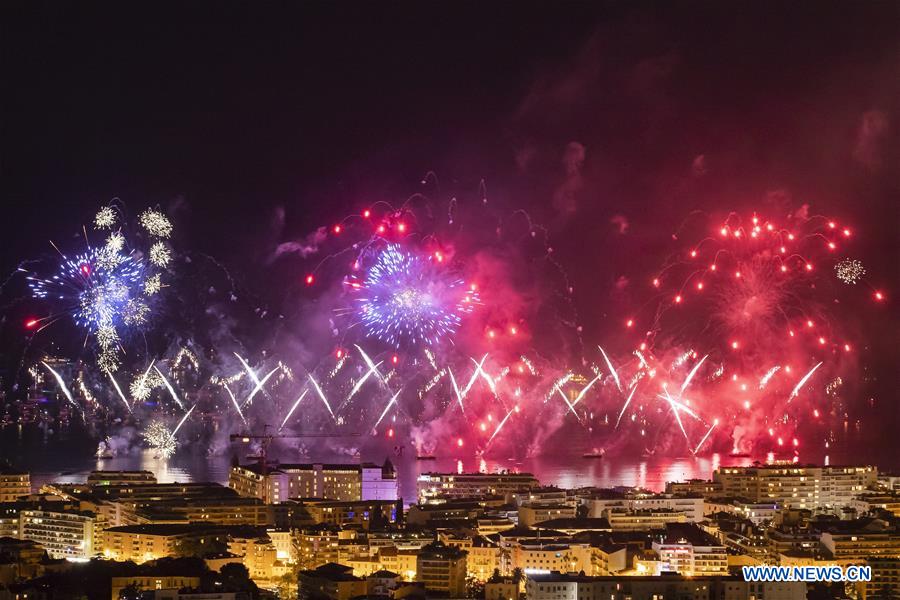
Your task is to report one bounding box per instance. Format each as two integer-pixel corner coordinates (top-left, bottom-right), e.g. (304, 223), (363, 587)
(230, 424), (362, 469)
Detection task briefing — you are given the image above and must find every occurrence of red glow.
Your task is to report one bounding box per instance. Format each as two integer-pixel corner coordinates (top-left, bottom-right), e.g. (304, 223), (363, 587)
(457, 438), (464, 448)
(813, 409), (820, 418)
(362, 209), (371, 218)
(844, 344), (851, 351)
(780, 246), (786, 253)
(733, 230), (741, 238)
(766, 223), (774, 231)
(777, 437), (784, 446)
(710, 264), (716, 271)
(828, 221), (836, 229)
(789, 330), (795, 337)
(788, 233), (795, 240)
(843, 228), (851, 237)
(805, 263), (813, 271)
(874, 291), (884, 301)
(696, 282), (704, 290)
(792, 437), (799, 447)
(780, 265), (788, 273)
(818, 337), (826, 345)
(391, 354), (399, 365)
(625, 319), (634, 328)
(510, 327), (518, 335)
(487, 330), (496, 339)
(335, 348), (343, 359)
(731, 340), (739, 350)
(639, 342), (647, 351)
(720, 227), (728, 236)
(806, 320), (814, 328)
(25, 318), (39, 329)
(734, 271), (741, 278)
(305, 274), (314, 285)
(387, 428), (394, 438)
(333, 224), (342, 234)
(80, 264), (91, 276)
(674, 295), (682, 304)
(397, 222), (406, 233)
(689, 250), (697, 258)
(652, 278), (660, 287)
(827, 242), (835, 250)
(377, 225), (386, 234)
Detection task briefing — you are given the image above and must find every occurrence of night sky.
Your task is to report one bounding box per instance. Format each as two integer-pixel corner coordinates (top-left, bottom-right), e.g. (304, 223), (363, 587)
(1, 2), (898, 446)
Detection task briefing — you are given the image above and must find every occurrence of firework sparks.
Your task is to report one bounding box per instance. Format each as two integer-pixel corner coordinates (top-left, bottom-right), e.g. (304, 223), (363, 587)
(835, 258), (865, 284)
(142, 421), (177, 459)
(149, 242), (172, 267)
(139, 209), (173, 238)
(94, 207), (117, 229)
(352, 244), (477, 347)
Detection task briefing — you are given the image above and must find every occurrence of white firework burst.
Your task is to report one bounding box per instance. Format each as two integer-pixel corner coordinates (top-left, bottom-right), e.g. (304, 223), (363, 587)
(144, 273), (162, 296)
(139, 209), (173, 238)
(835, 259), (865, 285)
(94, 207), (117, 229)
(105, 232), (125, 253)
(149, 242), (172, 267)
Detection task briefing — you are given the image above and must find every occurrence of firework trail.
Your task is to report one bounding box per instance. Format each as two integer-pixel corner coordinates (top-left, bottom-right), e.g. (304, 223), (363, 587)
(615, 385), (639, 429)
(280, 390), (308, 430)
(224, 385), (248, 428)
(153, 366), (185, 410)
(680, 354), (707, 395)
(244, 367), (278, 407)
(693, 420), (718, 455)
(788, 361), (824, 402)
(105, 370), (132, 413)
(42, 361), (80, 415)
(308, 374), (336, 420)
(598, 345), (622, 392)
(372, 390), (401, 431)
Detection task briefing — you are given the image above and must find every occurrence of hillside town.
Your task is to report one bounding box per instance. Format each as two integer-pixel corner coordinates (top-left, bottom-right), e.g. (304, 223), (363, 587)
(0, 461), (898, 600)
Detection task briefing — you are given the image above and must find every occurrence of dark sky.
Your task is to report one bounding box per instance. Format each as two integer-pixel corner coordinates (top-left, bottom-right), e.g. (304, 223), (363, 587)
(1, 2), (898, 422)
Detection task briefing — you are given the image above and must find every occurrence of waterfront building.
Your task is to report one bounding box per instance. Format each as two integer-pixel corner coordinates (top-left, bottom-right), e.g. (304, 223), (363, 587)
(111, 576), (201, 600)
(0, 468), (30, 502)
(417, 471), (539, 502)
(86, 470), (157, 486)
(583, 489), (705, 523)
(713, 465), (877, 512)
(519, 503), (576, 527)
(603, 507), (687, 530)
(229, 461), (397, 503)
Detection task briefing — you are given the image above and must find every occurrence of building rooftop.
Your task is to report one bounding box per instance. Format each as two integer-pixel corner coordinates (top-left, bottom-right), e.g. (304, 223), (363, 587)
(535, 517), (612, 531)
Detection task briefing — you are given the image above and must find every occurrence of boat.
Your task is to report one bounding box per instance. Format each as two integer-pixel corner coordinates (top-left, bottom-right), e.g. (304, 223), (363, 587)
(582, 448), (604, 459)
(416, 455), (437, 461)
(728, 452), (751, 458)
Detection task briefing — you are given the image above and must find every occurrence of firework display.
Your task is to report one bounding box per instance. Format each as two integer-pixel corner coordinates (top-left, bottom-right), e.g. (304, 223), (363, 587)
(26, 204), (174, 372)
(11, 197), (887, 461)
(351, 244), (478, 347)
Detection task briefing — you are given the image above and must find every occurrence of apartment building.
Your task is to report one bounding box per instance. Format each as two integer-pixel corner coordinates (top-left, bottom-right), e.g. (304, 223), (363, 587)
(713, 465), (877, 512)
(417, 472), (539, 501)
